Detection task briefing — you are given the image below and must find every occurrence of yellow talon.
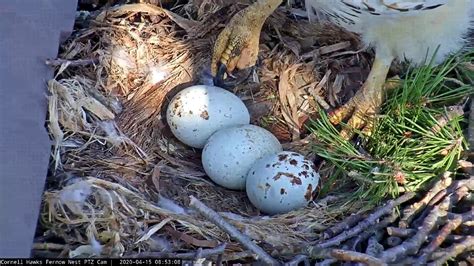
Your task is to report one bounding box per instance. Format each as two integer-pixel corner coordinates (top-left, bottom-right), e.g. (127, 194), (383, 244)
(221, 52), (230, 61)
(210, 0), (283, 86)
(328, 55), (394, 139)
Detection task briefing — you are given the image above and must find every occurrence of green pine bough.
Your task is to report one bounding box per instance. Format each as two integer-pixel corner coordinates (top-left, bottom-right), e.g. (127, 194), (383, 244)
(309, 50), (474, 205)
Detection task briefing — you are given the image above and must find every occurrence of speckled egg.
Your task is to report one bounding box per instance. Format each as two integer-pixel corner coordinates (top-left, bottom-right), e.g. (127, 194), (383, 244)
(166, 85), (250, 148)
(246, 151), (320, 215)
(202, 125), (282, 190)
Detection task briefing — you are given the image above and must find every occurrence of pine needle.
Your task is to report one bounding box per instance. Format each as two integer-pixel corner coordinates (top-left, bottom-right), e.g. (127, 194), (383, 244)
(308, 51), (474, 204)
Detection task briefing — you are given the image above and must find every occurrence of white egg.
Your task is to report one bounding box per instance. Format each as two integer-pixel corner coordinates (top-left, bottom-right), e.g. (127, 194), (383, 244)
(166, 85), (250, 148)
(246, 151), (320, 215)
(202, 125), (282, 190)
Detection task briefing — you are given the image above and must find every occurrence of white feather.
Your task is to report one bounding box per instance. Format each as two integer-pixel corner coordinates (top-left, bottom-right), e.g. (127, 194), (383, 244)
(306, 0), (473, 64)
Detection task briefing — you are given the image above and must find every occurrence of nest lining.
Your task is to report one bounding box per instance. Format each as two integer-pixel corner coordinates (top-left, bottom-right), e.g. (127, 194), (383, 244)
(39, 1), (383, 261)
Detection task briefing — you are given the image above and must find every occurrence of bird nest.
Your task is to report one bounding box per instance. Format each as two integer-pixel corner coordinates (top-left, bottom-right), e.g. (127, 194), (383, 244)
(35, 1), (473, 264)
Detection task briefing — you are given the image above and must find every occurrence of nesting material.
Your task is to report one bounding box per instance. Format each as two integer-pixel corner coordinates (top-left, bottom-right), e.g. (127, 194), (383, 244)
(38, 0), (395, 262)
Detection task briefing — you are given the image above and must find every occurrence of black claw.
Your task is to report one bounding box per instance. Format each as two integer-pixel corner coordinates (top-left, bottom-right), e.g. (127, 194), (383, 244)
(213, 63), (227, 88)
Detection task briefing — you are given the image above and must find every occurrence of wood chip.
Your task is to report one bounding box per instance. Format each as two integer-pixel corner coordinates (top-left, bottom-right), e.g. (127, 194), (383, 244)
(318, 42), (351, 55)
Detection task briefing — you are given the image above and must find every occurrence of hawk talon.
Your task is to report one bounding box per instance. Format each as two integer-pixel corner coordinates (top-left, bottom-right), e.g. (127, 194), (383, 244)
(213, 63), (228, 88)
(210, 0), (282, 86)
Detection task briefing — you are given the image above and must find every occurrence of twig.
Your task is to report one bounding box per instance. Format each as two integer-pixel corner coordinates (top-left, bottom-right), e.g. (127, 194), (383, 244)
(443, 235), (467, 243)
(322, 213), (365, 240)
(380, 189), (465, 263)
(318, 258), (337, 266)
(32, 243), (67, 250)
(318, 243), (352, 266)
(189, 196), (280, 265)
(399, 173), (452, 228)
(195, 248), (203, 260)
(431, 105), (465, 134)
(45, 58), (99, 67)
(452, 177), (474, 191)
(386, 227), (416, 238)
(284, 255), (310, 266)
(366, 233), (384, 257)
(352, 212), (398, 251)
(428, 236), (474, 266)
(417, 210), (473, 264)
(411, 179), (471, 228)
(448, 186), (470, 207)
(216, 253), (223, 266)
(386, 237), (402, 247)
(130, 243), (227, 259)
(329, 249), (387, 266)
(458, 160), (473, 169)
(410, 188), (448, 227)
(218, 251), (257, 262)
(310, 192), (415, 251)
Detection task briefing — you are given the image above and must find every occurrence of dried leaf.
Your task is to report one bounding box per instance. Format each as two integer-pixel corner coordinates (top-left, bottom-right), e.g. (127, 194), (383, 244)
(79, 97), (115, 120)
(151, 163), (162, 192)
(135, 218), (172, 244)
(328, 74), (344, 107)
(278, 66), (301, 141)
(165, 226), (219, 248)
(318, 41), (351, 55)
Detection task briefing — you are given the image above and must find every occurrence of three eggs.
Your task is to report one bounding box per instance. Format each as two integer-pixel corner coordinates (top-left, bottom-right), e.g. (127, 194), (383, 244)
(166, 85), (319, 215)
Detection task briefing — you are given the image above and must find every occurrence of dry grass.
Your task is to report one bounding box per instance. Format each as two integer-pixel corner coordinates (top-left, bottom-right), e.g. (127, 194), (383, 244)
(39, 1), (376, 261)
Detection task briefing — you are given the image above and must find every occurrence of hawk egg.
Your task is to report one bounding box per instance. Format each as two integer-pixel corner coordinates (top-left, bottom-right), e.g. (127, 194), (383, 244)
(246, 151), (320, 215)
(166, 85), (250, 149)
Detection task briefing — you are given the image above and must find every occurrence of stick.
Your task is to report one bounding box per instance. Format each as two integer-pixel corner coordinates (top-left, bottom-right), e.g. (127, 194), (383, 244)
(216, 253), (223, 266)
(366, 234), (384, 257)
(311, 192), (416, 250)
(284, 255), (309, 266)
(318, 259), (337, 266)
(431, 105), (464, 134)
(329, 249), (387, 266)
(309, 202), (403, 262)
(386, 227), (416, 238)
(412, 179), (472, 228)
(45, 58), (99, 67)
(352, 212), (398, 251)
(195, 248), (203, 260)
(399, 173), (452, 228)
(458, 160), (473, 169)
(417, 210), (473, 264)
(130, 243), (227, 259)
(447, 186), (470, 207)
(318, 242), (352, 266)
(428, 236), (474, 266)
(32, 243), (67, 250)
(189, 196), (280, 265)
(426, 234), (466, 243)
(381, 189), (466, 263)
(443, 235), (467, 243)
(386, 237), (402, 247)
(452, 177), (474, 191)
(219, 251), (257, 262)
(410, 188), (447, 228)
(322, 213), (365, 240)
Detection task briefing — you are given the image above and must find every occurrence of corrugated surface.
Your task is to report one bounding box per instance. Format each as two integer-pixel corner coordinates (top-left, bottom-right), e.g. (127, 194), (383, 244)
(0, 0), (77, 258)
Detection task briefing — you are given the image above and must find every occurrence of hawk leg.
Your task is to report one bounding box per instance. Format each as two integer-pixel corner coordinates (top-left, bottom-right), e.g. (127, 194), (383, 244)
(211, 0), (282, 86)
(329, 53), (395, 140)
